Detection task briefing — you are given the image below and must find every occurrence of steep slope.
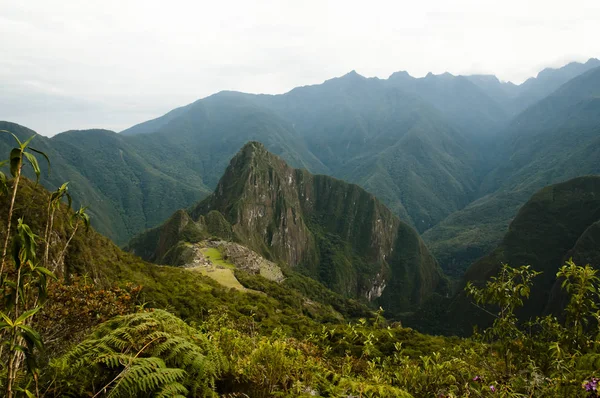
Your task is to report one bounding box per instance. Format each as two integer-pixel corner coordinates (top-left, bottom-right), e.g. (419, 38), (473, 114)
(386, 71), (510, 136)
(0, 121), (209, 244)
(446, 176), (600, 333)
(424, 66), (600, 275)
(6, 59), (600, 253)
(514, 58), (600, 112)
(129, 142), (448, 315)
(465, 58), (600, 116)
(1, 97), (328, 244)
(125, 93), (329, 188)
(254, 73), (482, 231)
(464, 74), (520, 115)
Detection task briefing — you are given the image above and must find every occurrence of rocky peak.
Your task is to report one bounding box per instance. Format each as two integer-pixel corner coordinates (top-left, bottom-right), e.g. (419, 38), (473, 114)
(188, 142), (448, 312)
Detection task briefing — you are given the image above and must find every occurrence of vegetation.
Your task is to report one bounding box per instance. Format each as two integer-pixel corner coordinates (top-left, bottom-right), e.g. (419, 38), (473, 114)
(1, 58), (600, 397)
(6, 257), (600, 397)
(0, 123), (210, 245)
(441, 176), (600, 335)
(201, 248), (234, 269)
(1, 129), (600, 398)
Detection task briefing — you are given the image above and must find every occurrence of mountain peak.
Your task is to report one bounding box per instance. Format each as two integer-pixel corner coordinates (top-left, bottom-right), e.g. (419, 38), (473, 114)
(585, 57), (600, 65)
(233, 141), (274, 166)
(240, 140), (266, 153)
(388, 70), (412, 81)
(343, 69), (360, 77)
(337, 70), (366, 81)
(424, 71), (454, 79)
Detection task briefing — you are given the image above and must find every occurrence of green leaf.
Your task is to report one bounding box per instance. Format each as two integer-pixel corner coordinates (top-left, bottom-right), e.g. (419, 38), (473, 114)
(33, 266), (57, 280)
(28, 147), (51, 176)
(15, 307), (41, 325)
(0, 170), (7, 195)
(0, 130), (23, 147)
(0, 311), (14, 327)
(18, 324), (43, 350)
(22, 389), (36, 398)
(23, 151), (41, 183)
(9, 147), (22, 177)
(21, 134), (36, 149)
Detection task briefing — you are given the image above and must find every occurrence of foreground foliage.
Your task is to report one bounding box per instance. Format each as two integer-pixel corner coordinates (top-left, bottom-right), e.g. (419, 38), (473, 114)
(27, 260), (596, 398)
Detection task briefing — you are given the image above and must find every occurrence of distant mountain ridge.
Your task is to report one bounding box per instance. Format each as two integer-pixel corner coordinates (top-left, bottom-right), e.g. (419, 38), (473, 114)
(2, 58), (598, 269)
(424, 64), (600, 275)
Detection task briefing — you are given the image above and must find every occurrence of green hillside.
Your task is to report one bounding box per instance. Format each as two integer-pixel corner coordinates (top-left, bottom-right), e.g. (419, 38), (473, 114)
(445, 176), (600, 334)
(3, 149), (600, 398)
(0, 122), (210, 244)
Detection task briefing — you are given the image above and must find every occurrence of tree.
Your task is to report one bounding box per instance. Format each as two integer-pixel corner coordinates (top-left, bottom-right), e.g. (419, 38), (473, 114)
(1, 218), (55, 398)
(466, 264), (541, 375)
(0, 131), (49, 280)
(56, 206), (89, 276)
(43, 183), (71, 273)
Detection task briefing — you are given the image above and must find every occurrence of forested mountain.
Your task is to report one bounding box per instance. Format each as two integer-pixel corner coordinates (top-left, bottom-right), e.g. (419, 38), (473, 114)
(129, 142), (448, 315)
(424, 65), (600, 275)
(2, 58), (598, 270)
(0, 122), (209, 244)
(444, 176), (600, 334)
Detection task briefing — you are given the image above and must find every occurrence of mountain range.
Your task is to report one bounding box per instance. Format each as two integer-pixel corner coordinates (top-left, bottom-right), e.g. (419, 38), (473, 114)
(1, 57), (599, 280)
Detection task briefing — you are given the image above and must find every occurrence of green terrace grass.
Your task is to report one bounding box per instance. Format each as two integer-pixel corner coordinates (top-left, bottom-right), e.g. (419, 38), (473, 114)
(201, 247), (235, 269)
(189, 267), (247, 291)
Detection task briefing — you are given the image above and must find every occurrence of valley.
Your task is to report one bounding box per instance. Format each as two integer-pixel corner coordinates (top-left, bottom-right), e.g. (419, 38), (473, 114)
(1, 57), (600, 397)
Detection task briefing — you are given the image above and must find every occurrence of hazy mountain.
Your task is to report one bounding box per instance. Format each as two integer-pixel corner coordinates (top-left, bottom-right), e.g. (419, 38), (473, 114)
(466, 58), (600, 116)
(424, 65), (600, 275)
(0, 95), (329, 244)
(515, 58), (600, 112)
(122, 72), (483, 233)
(3, 58), (599, 260)
(129, 142), (449, 315)
(386, 71), (510, 136)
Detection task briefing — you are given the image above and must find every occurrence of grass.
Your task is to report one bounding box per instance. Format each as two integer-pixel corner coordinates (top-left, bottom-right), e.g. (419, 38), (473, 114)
(193, 247), (258, 291)
(189, 267), (247, 291)
(201, 247), (235, 269)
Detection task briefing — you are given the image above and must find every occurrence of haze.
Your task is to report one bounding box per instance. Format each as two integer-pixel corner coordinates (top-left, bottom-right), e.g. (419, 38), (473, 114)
(1, 0), (599, 136)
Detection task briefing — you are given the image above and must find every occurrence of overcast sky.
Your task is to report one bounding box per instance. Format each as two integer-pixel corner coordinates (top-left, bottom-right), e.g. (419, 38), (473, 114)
(1, 0), (599, 136)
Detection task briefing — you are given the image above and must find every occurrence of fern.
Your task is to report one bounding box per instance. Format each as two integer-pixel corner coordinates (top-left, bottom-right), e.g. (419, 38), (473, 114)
(58, 310), (224, 397)
(109, 358), (187, 398)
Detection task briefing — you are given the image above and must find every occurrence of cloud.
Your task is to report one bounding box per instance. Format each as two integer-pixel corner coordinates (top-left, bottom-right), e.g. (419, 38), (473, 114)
(1, 0), (599, 135)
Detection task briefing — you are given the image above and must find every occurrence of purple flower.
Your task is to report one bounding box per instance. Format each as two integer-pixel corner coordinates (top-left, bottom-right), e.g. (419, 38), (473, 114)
(472, 376), (482, 382)
(583, 378), (599, 393)
(490, 385), (496, 392)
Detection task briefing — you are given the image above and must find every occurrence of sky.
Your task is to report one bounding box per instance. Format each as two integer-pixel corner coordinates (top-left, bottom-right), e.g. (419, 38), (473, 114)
(1, 0), (599, 136)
